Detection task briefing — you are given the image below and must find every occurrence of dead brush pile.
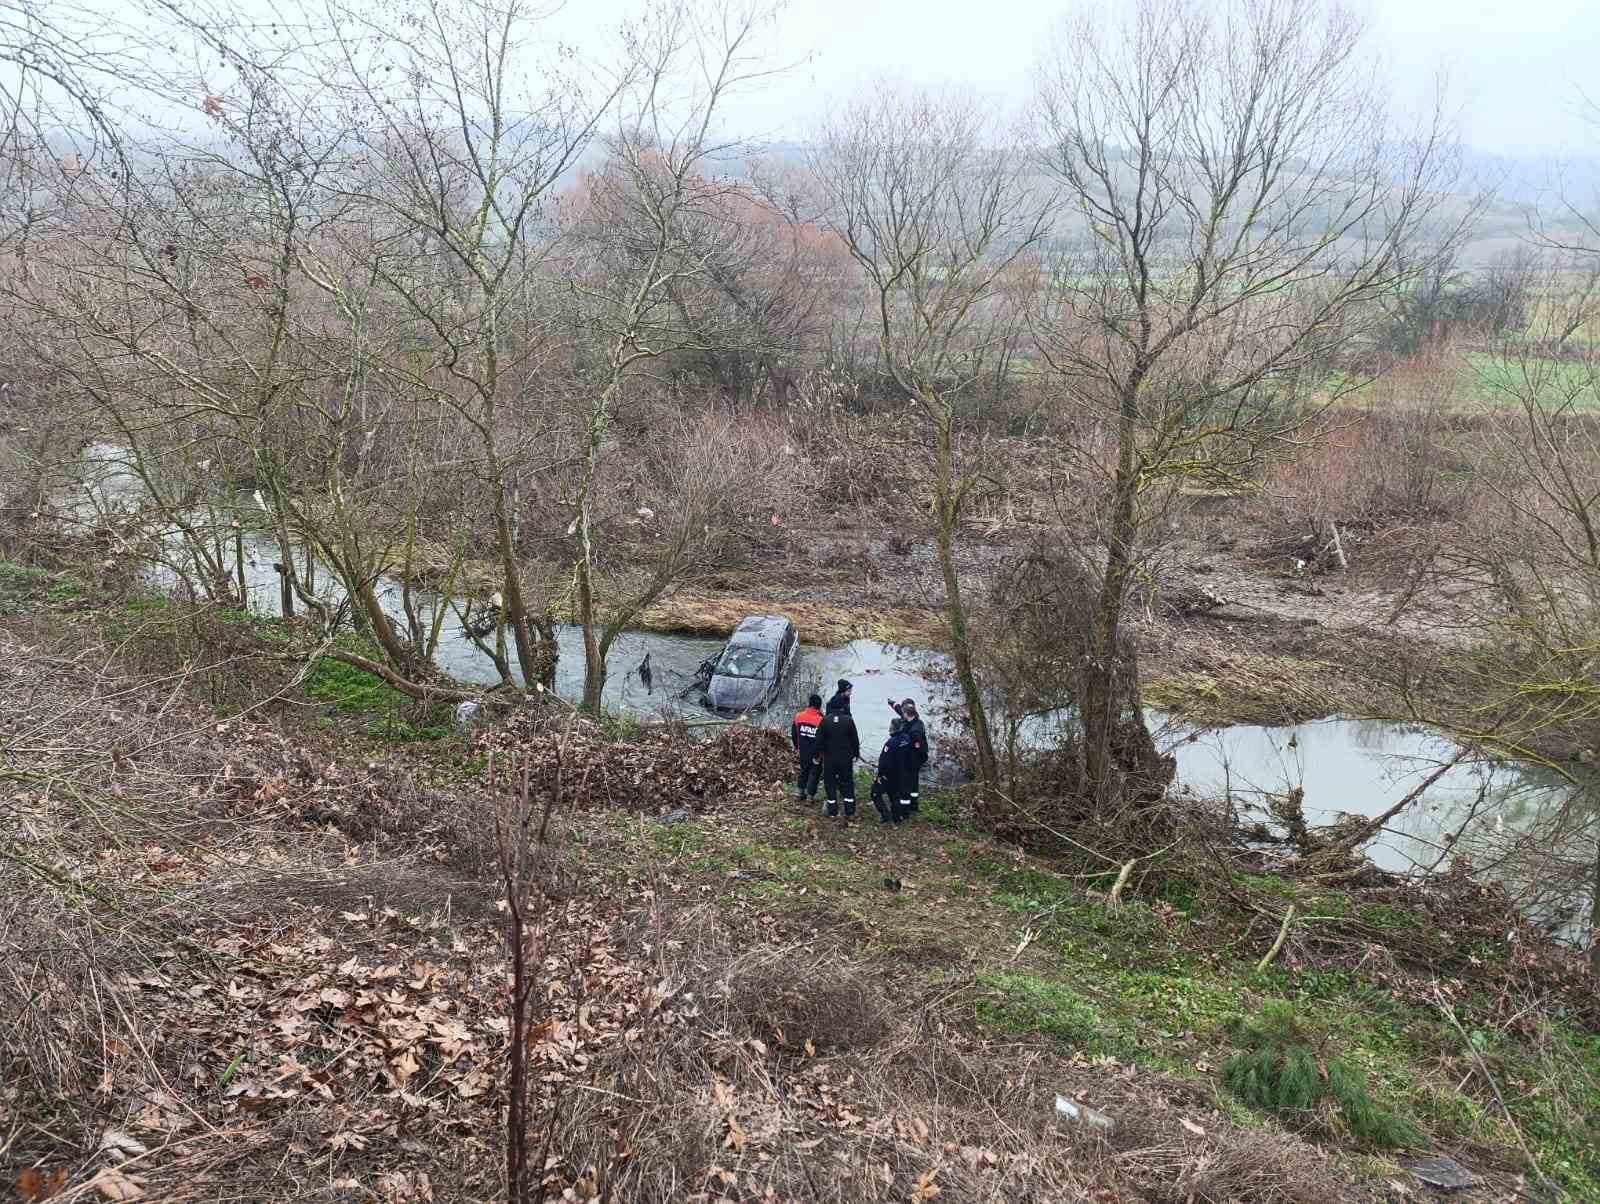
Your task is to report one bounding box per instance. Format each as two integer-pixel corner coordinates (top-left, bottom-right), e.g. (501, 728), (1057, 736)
(473, 714), (791, 814)
(1269, 867), (1600, 1033)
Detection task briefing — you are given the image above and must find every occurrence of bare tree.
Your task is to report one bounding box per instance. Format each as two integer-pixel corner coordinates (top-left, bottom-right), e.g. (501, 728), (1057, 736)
(1438, 251), (1600, 965)
(811, 88), (1052, 785)
(1034, 0), (1468, 806)
(303, 0), (622, 692)
(559, 0), (787, 714)
(0, 0), (145, 553)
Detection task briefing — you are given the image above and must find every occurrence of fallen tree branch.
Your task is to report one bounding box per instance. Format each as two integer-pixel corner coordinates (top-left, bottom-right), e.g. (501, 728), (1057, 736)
(1107, 859), (1137, 906)
(1322, 752), (1467, 859)
(1256, 903), (1297, 974)
(321, 646), (479, 705)
(1434, 985), (1557, 1199)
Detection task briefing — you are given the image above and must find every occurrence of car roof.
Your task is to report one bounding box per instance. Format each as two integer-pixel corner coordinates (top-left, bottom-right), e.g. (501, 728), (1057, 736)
(727, 614), (793, 650)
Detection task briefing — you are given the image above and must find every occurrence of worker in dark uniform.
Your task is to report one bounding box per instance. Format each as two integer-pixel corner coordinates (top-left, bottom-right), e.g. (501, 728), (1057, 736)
(814, 699), (861, 819)
(871, 717), (906, 824)
(889, 698), (930, 815)
(791, 693), (824, 803)
(825, 678), (853, 714)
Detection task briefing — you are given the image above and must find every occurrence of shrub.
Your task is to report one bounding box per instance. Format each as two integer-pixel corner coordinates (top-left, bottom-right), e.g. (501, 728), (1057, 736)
(1222, 1000), (1420, 1148)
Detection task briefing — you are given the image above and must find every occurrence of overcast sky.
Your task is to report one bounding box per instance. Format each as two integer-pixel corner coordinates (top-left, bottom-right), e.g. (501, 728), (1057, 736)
(535, 0), (1600, 158)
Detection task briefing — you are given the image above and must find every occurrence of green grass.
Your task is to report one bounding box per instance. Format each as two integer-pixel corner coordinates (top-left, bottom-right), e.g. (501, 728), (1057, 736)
(0, 559), (49, 586)
(304, 653), (449, 742)
(567, 773), (1600, 1196)
(1455, 351), (1600, 410)
(1356, 903), (1419, 932)
(977, 971), (1104, 1049)
(650, 823), (709, 858)
(0, 559), (61, 613)
(1339, 351), (1600, 413)
(597, 710), (647, 741)
(307, 656), (411, 714)
(913, 790), (959, 829)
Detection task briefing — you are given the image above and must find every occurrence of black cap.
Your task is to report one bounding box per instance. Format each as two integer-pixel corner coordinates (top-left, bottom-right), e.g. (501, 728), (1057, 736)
(901, 698), (917, 712)
(837, 679), (852, 692)
(807, 692), (822, 708)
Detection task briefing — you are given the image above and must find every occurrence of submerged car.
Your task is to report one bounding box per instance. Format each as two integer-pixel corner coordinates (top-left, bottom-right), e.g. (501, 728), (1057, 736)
(701, 614), (799, 713)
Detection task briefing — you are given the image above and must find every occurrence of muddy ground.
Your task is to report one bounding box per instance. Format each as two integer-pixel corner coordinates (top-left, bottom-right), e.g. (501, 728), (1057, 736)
(643, 515), (1475, 730)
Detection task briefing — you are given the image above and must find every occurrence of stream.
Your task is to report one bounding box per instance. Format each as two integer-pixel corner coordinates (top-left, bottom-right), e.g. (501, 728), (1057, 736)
(71, 444), (1595, 939)
(71, 443), (949, 752)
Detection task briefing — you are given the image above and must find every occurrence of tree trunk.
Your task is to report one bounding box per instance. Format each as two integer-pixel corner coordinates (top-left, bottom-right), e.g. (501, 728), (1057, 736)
(573, 384), (613, 716)
(577, 552), (605, 715)
(1083, 386), (1142, 804)
(491, 477), (550, 692)
(933, 423), (998, 785)
(1591, 828), (1600, 974)
(529, 613), (557, 691)
(355, 577), (410, 669)
(233, 525), (247, 610)
(1320, 519), (1348, 572)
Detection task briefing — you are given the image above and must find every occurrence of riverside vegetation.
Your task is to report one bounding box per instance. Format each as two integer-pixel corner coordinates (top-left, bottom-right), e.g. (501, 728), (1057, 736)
(3, 559), (1598, 1201)
(5, 0), (1600, 1199)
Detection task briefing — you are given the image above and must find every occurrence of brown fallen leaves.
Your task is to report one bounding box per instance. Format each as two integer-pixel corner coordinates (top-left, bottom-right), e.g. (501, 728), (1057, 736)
(86, 1168), (146, 1201)
(15, 1169), (66, 1202)
(475, 717), (791, 814)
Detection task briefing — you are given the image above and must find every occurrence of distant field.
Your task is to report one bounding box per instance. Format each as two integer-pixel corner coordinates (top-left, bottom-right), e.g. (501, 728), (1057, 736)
(1454, 351), (1600, 408)
(1339, 350), (1600, 412)
(1524, 295), (1600, 346)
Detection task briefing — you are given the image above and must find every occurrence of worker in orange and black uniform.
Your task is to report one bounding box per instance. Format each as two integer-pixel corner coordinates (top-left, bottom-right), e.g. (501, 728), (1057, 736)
(814, 681), (861, 820)
(790, 693), (824, 803)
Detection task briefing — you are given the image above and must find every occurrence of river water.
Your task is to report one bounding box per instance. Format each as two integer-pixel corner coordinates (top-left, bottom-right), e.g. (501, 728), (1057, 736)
(71, 445), (1595, 937)
(72, 443), (947, 752)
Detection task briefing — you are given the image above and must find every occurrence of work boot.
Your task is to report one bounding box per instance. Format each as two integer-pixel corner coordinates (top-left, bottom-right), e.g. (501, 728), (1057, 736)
(824, 800), (838, 819)
(895, 799), (911, 823)
(843, 798), (857, 819)
(908, 794), (920, 813)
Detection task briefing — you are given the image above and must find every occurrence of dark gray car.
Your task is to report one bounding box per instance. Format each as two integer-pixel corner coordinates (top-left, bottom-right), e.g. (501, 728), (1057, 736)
(702, 615), (798, 713)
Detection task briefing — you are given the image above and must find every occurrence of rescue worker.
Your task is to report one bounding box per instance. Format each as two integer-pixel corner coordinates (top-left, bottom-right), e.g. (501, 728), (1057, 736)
(871, 717), (906, 824)
(889, 698), (930, 815)
(825, 678), (853, 713)
(791, 693), (824, 802)
(814, 697), (861, 819)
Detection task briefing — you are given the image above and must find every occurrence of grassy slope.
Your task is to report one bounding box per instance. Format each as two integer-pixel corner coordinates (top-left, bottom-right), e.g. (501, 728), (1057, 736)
(619, 778), (1600, 1200)
(5, 561), (1597, 1201)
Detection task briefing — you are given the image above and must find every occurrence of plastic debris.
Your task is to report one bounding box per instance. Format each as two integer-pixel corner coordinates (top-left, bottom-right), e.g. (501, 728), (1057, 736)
(1054, 1094), (1116, 1136)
